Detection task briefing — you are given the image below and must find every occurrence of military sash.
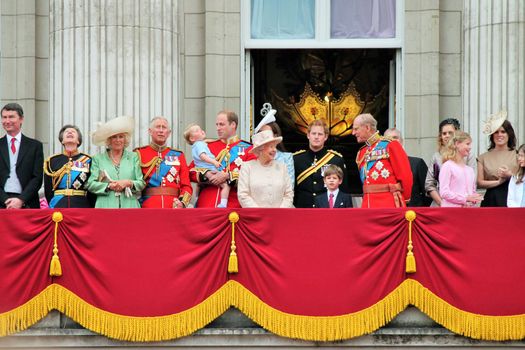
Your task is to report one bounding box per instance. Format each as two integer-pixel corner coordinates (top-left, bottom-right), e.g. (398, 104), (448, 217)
(296, 151), (335, 185)
(358, 140), (390, 183)
(146, 150), (182, 188)
(45, 155), (91, 208)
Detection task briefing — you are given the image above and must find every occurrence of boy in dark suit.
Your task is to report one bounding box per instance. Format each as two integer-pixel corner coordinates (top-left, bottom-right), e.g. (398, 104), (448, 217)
(314, 165), (353, 208)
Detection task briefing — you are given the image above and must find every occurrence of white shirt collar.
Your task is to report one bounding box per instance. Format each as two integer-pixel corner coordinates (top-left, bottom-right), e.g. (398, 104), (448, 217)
(328, 189), (339, 199)
(7, 132), (21, 143)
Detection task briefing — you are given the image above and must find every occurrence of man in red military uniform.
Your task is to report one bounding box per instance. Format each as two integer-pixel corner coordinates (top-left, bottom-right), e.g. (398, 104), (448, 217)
(190, 110), (255, 208)
(135, 116), (192, 208)
(352, 113), (413, 208)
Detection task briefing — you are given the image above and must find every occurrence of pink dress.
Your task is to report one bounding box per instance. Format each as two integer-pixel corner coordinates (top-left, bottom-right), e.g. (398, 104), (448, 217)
(438, 160), (477, 207)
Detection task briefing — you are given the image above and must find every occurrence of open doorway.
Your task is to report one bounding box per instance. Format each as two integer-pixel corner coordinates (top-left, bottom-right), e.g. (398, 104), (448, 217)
(250, 48), (396, 193)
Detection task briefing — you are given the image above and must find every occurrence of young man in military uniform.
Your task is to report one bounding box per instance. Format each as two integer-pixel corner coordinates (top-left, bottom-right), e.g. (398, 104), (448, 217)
(135, 116), (192, 208)
(293, 119), (348, 208)
(353, 114), (413, 208)
(189, 110), (255, 208)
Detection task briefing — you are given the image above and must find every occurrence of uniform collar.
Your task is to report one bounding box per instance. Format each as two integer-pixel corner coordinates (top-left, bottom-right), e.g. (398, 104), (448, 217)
(366, 132), (381, 146)
(226, 135), (240, 145)
(62, 149), (80, 157)
(150, 142), (168, 152)
(308, 147), (327, 157)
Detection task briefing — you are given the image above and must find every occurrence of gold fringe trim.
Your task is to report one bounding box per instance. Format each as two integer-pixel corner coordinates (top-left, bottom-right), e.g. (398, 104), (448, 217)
(0, 286), (55, 337)
(0, 284), (230, 341)
(228, 280), (409, 341)
(2, 281), (525, 341)
(230, 279), (525, 341)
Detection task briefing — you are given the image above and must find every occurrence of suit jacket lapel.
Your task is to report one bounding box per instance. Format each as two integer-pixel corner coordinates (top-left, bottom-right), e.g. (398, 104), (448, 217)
(16, 134), (29, 166)
(335, 193), (345, 207)
(0, 136), (9, 168)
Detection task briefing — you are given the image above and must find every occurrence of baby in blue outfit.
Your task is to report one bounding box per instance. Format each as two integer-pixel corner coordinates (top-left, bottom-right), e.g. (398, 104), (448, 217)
(184, 124), (230, 208)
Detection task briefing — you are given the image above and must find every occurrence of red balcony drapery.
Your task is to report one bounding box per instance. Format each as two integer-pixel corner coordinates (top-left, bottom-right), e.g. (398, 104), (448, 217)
(1, 208), (524, 341)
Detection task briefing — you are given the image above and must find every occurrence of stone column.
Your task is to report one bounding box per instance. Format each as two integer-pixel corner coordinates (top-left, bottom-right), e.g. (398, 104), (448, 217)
(464, 0), (525, 153)
(0, 0), (49, 150)
(49, 0), (179, 154)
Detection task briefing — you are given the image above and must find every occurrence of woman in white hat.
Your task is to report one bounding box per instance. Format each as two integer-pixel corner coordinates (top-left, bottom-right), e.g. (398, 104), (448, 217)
(87, 116), (145, 208)
(253, 103), (295, 187)
(477, 111), (519, 207)
(237, 129), (294, 208)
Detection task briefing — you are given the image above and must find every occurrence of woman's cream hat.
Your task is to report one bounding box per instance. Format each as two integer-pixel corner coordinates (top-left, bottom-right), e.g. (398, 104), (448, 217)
(91, 116), (135, 146)
(250, 129), (282, 153)
(482, 110), (507, 135)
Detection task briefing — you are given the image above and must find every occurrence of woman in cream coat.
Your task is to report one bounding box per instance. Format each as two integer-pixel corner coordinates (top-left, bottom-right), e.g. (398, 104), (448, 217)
(87, 116), (145, 208)
(238, 129), (294, 208)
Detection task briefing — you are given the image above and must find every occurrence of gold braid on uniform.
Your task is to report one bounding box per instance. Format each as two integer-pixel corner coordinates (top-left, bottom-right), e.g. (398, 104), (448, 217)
(43, 159), (72, 190)
(139, 156), (162, 179)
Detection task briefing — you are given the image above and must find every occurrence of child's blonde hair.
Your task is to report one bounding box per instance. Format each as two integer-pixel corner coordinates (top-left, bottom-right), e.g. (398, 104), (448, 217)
(183, 123), (200, 145)
(323, 164), (344, 180)
(442, 131), (471, 163)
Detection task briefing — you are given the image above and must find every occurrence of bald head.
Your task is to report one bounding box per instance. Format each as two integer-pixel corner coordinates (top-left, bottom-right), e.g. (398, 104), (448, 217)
(384, 127), (403, 145)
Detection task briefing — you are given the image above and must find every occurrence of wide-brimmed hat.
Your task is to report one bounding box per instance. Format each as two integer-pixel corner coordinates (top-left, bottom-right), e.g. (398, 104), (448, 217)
(92, 116), (135, 146)
(254, 103), (277, 134)
(482, 110), (507, 135)
(250, 129), (282, 153)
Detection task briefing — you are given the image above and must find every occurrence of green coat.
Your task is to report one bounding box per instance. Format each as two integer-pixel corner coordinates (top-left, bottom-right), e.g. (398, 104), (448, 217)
(87, 149), (146, 208)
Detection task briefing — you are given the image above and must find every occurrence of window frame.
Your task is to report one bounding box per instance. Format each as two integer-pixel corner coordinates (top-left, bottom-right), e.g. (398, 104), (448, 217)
(240, 0), (405, 138)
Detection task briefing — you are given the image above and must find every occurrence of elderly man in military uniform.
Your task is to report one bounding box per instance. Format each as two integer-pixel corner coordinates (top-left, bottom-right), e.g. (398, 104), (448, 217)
(293, 119), (348, 208)
(352, 114), (413, 208)
(135, 116), (192, 208)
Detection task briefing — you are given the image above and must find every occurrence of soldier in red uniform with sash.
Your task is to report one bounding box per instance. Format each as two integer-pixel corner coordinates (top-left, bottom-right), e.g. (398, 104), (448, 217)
(189, 110), (255, 208)
(353, 113), (413, 208)
(135, 117), (192, 208)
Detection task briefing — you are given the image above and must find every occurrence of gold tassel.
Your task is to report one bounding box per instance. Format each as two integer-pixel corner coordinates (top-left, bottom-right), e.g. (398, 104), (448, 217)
(50, 212), (64, 277)
(228, 212), (239, 273)
(405, 210), (416, 273)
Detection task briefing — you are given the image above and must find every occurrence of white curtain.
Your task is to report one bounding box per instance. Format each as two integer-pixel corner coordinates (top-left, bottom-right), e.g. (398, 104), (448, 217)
(331, 0), (396, 38)
(251, 0), (315, 39)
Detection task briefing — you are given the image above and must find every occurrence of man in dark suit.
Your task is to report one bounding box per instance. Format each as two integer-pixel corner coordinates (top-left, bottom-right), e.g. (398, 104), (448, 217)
(384, 128), (431, 207)
(0, 103), (44, 208)
(314, 165), (353, 208)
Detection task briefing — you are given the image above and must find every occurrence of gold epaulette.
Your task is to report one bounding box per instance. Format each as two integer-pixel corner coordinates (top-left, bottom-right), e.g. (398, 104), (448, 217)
(327, 149), (343, 157)
(380, 136), (395, 142)
(293, 149), (306, 156)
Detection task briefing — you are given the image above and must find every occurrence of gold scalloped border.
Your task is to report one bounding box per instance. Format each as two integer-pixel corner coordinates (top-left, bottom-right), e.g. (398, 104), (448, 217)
(1, 280), (525, 341)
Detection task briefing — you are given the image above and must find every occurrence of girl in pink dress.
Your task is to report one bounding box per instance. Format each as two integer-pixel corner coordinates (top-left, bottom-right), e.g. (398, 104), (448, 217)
(439, 132), (483, 207)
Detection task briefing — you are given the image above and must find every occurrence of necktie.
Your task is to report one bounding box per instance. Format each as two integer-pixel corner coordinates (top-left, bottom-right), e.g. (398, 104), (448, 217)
(10, 138), (16, 154)
(329, 193), (334, 208)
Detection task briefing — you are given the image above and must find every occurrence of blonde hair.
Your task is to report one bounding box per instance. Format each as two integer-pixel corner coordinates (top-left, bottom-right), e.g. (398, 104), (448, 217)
(105, 133), (131, 148)
(442, 131), (471, 163)
(183, 123), (200, 145)
(307, 119), (329, 135)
